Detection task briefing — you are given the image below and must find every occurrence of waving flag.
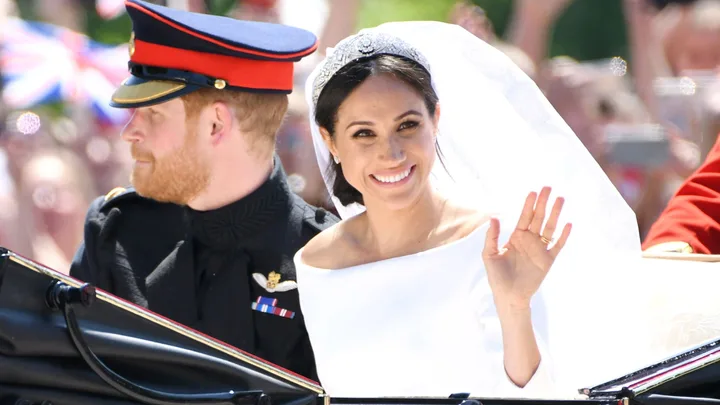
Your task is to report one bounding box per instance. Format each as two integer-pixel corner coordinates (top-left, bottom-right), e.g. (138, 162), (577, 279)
(0, 17), (131, 125)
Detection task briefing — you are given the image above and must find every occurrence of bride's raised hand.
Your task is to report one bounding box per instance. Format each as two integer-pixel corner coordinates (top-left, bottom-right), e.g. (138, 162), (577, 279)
(482, 186), (572, 309)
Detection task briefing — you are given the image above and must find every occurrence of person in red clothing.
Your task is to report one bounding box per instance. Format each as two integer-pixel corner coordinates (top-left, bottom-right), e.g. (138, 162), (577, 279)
(643, 133), (720, 254)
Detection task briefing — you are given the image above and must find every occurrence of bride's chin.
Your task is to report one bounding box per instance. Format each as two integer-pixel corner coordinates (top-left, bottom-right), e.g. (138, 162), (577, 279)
(368, 185), (433, 212)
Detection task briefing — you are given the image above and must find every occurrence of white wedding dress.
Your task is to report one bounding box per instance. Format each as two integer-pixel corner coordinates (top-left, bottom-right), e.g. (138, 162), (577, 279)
(296, 20), (720, 399)
(294, 221), (555, 398)
(295, 224), (720, 399)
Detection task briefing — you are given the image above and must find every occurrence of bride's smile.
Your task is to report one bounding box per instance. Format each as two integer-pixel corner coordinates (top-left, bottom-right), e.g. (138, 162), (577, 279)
(370, 164), (416, 185)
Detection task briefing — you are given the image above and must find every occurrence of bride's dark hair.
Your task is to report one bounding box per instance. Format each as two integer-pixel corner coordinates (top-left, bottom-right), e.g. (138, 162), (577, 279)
(314, 54), (439, 206)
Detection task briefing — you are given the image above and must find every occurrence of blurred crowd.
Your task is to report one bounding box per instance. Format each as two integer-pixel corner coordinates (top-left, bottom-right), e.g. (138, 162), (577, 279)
(1, 0), (720, 273)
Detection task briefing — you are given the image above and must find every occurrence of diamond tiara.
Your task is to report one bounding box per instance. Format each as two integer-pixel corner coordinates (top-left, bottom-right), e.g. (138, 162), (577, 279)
(311, 31), (431, 108)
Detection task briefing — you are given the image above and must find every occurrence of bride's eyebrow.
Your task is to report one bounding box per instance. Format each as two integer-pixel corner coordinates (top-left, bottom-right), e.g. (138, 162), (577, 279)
(395, 110), (422, 120)
(346, 120), (374, 130)
(345, 109), (422, 130)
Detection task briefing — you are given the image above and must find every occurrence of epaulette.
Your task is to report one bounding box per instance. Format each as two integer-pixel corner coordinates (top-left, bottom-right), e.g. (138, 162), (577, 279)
(644, 241), (694, 254)
(99, 186), (141, 211)
(303, 205), (339, 233)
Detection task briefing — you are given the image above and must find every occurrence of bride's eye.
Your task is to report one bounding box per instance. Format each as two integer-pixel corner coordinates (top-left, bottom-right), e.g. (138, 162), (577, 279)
(398, 120), (419, 131)
(352, 129), (374, 138)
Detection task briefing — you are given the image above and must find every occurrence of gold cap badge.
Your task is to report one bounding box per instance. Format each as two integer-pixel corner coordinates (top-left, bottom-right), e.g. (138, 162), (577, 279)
(129, 32), (136, 57)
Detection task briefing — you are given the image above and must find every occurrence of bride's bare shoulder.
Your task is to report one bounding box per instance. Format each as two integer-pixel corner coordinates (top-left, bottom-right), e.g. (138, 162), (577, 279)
(299, 217), (362, 269)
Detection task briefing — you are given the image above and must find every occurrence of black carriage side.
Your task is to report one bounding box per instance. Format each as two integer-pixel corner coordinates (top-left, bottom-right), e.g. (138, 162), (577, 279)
(0, 247), (717, 405)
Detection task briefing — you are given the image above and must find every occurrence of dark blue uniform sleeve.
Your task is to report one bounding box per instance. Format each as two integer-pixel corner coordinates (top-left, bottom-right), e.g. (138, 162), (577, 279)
(69, 196), (114, 291)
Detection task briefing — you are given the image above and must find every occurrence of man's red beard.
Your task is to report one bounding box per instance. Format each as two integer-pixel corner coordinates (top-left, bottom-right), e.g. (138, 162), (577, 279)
(130, 131), (211, 205)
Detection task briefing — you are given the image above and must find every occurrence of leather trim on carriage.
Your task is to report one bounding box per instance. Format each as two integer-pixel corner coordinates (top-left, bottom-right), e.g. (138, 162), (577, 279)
(586, 338), (720, 398)
(629, 345), (720, 395)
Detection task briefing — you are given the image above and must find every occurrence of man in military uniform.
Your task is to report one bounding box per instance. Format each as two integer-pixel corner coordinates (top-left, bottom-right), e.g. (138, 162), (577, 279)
(70, 0), (337, 380)
(643, 133), (720, 254)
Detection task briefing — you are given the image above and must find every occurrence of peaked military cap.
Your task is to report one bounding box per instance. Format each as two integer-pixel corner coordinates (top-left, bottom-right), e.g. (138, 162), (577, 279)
(111, 0), (318, 108)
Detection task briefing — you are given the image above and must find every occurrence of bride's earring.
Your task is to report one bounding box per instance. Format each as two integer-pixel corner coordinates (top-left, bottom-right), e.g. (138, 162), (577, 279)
(333, 155), (340, 164)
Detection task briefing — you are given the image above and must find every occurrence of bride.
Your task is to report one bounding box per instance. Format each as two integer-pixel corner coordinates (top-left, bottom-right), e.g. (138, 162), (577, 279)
(293, 21), (647, 398)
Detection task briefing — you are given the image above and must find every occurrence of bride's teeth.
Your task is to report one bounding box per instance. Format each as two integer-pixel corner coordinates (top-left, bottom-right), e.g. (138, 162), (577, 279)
(374, 167), (412, 183)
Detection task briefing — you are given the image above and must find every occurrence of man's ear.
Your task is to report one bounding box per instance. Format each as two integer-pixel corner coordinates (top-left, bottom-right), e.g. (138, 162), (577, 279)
(209, 101), (234, 145)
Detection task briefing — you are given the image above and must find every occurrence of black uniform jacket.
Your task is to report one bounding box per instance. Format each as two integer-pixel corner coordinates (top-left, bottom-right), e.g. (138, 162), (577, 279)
(69, 157), (338, 380)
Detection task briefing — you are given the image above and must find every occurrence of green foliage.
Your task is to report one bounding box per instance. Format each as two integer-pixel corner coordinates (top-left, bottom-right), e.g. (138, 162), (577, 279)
(85, 12), (132, 45)
(357, 0), (458, 28)
(207, 0), (237, 15)
(358, 0), (630, 62)
(474, 0), (629, 61)
(552, 0), (629, 61)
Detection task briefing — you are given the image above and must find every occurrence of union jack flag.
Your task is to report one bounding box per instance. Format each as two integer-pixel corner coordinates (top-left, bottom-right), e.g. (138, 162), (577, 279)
(0, 17), (131, 126)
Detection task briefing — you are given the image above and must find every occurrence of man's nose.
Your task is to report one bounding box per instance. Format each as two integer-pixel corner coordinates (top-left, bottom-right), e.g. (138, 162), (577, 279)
(120, 111), (144, 144)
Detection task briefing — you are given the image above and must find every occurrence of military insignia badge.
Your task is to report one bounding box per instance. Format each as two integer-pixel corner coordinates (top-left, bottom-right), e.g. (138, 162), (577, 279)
(252, 271), (297, 293)
(251, 296), (295, 319)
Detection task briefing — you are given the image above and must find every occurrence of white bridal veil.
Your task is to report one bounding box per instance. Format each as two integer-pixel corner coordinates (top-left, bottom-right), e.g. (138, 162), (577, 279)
(304, 21), (657, 392)
(305, 21), (640, 254)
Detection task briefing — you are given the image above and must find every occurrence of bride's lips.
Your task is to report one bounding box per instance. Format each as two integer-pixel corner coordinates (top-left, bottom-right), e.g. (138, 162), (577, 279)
(370, 165), (416, 187)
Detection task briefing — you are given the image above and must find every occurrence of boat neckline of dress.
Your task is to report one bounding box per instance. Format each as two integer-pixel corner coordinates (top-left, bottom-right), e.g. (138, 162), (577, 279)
(296, 219), (492, 272)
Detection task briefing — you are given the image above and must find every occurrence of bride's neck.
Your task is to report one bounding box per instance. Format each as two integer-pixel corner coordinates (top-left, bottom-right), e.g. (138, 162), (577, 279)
(362, 186), (446, 258)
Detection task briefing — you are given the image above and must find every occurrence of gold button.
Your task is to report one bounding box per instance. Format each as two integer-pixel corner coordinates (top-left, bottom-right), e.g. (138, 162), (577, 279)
(128, 32), (135, 57)
(214, 79), (226, 89)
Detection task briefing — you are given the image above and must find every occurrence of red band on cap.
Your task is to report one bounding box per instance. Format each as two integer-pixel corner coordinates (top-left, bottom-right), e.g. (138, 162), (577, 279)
(132, 39), (294, 91)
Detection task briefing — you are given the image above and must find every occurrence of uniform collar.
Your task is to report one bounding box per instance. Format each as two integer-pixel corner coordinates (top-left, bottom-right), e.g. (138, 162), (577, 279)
(185, 155), (293, 251)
